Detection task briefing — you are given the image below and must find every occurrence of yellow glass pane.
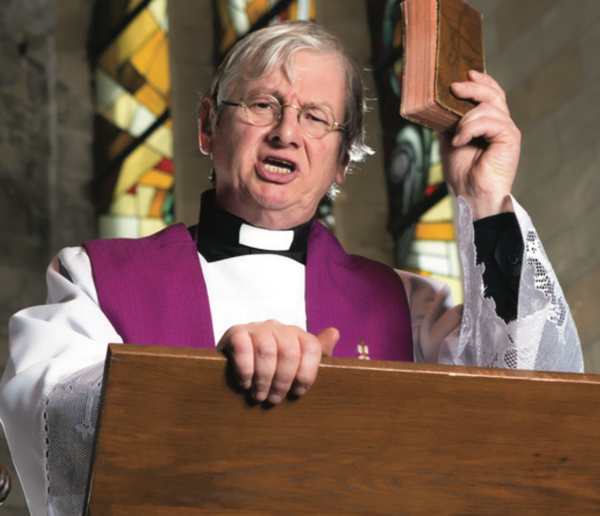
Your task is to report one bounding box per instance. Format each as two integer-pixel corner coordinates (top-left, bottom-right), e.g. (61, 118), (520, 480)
(103, 92), (156, 136)
(99, 214), (139, 238)
(415, 222), (455, 241)
(146, 38), (170, 96)
(131, 30), (163, 76)
(135, 83), (167, 115)
(115, 145), (162, 195)
(149, 189), (167, 217)
(421, 196), (453, 222)
(140, 217), (167, 236)
(100, 10), (159, 78)
(145, 125), (172, 157)
(103, 92), (137, 130)
(110, 192), (137, 216)
(428, 162), (443, 183)
(131, 30), (171, 96)
(136, 184), (155, 217)
(139, 169), (174, 189)
(149, 0), (169, 29)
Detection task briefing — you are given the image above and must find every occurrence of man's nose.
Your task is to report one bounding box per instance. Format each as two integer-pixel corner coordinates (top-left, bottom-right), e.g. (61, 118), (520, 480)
(267, 106), (301, 147)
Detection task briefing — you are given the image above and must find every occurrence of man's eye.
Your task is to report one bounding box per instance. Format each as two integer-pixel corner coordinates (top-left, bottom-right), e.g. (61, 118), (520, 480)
(250, 101), (276, 111)
(303, 109), (329, 125)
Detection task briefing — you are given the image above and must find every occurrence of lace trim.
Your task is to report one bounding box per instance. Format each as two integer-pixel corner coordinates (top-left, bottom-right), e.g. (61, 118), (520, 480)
(46, 364), (103, 516)
(453, 196), (582, 372)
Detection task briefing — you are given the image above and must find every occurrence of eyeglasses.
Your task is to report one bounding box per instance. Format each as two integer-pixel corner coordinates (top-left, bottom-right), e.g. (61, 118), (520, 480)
(220, 94), (346, 139)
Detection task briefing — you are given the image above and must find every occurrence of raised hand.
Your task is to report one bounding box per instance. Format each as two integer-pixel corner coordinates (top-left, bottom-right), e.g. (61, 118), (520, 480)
(217, 320), (339, 405)
(439, 70), (521, 220)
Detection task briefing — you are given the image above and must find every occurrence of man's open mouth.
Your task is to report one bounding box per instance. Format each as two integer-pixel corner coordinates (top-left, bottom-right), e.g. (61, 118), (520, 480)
(262, 157), (297, 175)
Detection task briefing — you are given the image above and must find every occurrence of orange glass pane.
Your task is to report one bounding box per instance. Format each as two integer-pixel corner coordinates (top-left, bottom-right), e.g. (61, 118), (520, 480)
(149, 189), (167, 217)
(135, 83), (167, 115)
(415, 222), (455, 241)
(131, 30), (170, 96)
(139, 169), (174, 189)
(245, 0), (271, 26)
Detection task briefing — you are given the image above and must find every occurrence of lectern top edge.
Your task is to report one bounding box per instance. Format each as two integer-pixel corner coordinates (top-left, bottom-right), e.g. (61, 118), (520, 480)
(107, 343), (598, 384)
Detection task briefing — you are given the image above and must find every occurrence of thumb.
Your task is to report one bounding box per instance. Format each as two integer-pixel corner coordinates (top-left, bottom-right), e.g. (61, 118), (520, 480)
(316, 327), (340, 357)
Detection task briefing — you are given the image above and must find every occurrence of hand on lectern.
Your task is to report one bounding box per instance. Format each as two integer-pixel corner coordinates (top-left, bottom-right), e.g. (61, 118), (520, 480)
(217, 321), (339, 405)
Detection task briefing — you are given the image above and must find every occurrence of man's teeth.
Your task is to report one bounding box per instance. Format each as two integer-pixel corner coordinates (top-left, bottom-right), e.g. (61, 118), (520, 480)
(264, 163), (293, 174)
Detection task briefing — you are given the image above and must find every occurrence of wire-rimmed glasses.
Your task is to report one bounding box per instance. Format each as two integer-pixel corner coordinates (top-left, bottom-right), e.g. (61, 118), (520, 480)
(220, 94), (346, 139)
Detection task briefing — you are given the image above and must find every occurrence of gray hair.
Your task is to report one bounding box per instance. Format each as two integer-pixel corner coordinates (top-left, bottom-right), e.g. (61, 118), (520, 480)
(208, 21), (373, 166)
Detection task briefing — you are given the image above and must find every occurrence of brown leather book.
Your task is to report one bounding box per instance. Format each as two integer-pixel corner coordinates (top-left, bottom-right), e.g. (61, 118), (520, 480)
(400, 0), (485, 132)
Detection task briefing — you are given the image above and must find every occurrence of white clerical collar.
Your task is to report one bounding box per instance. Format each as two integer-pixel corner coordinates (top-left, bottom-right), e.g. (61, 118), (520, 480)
(238, 223), (294, 251)
(195, 190), (312, 263)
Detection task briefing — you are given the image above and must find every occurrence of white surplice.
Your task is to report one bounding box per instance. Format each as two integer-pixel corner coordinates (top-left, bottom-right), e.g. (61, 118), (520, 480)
(0, 197), (583, 516)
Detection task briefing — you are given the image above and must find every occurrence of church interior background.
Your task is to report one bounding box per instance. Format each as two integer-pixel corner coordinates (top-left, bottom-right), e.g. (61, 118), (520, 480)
(1, 0), (600, 512)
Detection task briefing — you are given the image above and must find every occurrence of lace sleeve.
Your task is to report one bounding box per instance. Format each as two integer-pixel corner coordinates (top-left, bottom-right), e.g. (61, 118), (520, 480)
(0, 247), (121, 516)
(45, 364), (103, 516)
(442, 196), (583, 372)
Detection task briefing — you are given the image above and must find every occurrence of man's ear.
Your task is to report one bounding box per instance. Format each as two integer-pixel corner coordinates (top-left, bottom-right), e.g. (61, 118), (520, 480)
(335, 152), (350, 184)
(198, 97), (214, 156)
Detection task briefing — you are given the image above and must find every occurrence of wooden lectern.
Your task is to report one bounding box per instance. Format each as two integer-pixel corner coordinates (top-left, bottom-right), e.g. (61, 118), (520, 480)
(85, 344), (600, 515)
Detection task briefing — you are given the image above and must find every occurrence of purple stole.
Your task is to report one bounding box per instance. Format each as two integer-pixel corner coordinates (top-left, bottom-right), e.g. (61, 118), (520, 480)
(83, 222), (413, 361)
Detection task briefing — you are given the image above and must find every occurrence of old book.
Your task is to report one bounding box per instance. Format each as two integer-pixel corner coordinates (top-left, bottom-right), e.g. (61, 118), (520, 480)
(400, 0), (485, 132)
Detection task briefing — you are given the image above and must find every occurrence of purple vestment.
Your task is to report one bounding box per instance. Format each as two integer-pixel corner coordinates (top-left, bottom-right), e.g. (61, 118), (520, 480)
(84, 221), (413, 361)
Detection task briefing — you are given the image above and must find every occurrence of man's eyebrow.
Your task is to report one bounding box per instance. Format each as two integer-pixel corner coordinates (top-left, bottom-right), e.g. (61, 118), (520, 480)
(244, 88), (336, 110)
(245, 87), (283, 99)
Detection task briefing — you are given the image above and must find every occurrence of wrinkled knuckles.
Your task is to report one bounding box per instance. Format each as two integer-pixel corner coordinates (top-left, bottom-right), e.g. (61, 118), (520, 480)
(255, 342), (277, 361)
(227, 330), (252, 353)
(277, 341), (301, 362)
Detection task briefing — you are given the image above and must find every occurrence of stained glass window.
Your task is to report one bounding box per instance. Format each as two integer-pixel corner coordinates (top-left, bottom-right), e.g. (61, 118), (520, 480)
(368, 0), (463, 303)
(217, 0), (317, 58)
(91, 0), (173, 238)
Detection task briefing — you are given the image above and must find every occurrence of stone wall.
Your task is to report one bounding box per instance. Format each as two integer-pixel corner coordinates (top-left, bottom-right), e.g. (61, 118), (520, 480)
(0, 1), (96, 513)
(470, 0), (600, 369)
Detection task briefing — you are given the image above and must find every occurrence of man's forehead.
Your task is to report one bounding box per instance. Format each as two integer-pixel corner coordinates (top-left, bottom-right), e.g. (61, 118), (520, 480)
(236, 51), (346, 103)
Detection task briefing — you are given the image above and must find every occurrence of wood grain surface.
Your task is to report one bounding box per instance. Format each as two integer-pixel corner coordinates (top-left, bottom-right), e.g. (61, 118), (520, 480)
(86, 345), (600, 515)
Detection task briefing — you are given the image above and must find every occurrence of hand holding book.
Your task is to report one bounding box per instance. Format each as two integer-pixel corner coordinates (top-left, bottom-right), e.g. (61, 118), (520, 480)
(401, 0), (521, 219)
(439, 70), (521, 220)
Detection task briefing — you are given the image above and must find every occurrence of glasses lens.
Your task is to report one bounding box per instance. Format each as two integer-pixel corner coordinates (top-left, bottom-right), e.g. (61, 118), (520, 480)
(299, 105), (334, 138)
(245, 97), (279, 126)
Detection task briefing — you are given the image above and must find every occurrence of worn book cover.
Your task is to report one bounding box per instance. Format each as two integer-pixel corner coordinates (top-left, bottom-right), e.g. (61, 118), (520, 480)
(400, 0), (485, 132)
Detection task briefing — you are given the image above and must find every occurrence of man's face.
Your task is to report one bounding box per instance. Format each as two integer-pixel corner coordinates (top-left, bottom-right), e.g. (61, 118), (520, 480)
(205, 50), (348, 229)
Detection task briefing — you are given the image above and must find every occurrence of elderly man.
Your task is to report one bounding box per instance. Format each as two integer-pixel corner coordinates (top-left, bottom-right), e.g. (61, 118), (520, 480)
(0, 21), (582, 516)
